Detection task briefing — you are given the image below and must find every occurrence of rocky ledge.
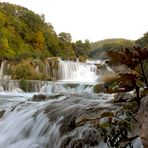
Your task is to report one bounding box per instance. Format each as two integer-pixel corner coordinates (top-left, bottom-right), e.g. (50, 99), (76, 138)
(137, 95), (148, 147)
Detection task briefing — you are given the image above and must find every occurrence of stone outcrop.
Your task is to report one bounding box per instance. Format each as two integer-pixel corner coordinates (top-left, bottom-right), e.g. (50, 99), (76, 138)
(46, 57), (59, 80)
(0, 110), (5, 118)
(137, 95), (148, 147)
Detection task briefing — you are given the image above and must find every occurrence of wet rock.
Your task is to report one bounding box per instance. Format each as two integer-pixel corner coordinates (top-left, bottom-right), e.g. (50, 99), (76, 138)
(32, 94), (47, 101)
(47, 57), (59, 80)
(0, 110), (5, 118)
(61, 128), (100, 148)
(60, 136), (73, 148)
(76, 114), (101, 126)
(60, 107), (82, 135)
(94, 84), (106, 93)
(68, 128), (100, 148)
(82, 128), (100, 146)
(70, 139), (83, 148)
(113, 92), (135, 103)
(32, 93), (64, 101)
(137, 95), (148, 147)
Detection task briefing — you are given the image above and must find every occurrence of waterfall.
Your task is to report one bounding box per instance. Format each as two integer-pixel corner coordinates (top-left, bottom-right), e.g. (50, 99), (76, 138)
(0, 92), (143, 148)
(0, 59), (144, 148)
(40, 82), (95, 94)
(0, 101), (61, 148)
(58, 60), (99, 82)
(0, 92), (114, 148)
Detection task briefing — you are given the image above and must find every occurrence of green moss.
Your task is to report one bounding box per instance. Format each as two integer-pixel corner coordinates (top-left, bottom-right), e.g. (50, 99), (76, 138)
(94, 84), (106, 93)
(19, 79), (28, 92)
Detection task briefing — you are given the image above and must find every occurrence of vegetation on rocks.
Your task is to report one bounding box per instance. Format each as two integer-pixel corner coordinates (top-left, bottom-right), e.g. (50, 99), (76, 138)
(10, 59), (41, 80)
(93, 46), (148, 147)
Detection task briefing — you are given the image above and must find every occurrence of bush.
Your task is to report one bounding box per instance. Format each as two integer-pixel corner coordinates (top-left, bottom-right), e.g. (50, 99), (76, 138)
(19, 79), (28, 92)
(10, 59), (40, 80)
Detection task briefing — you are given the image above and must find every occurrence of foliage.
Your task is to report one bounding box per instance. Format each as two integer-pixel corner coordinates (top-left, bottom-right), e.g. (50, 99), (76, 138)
(135, 32), (148, 48)
(10, 59), (40, 80)
(73, 40), (91, 57)
(98, 46), (148, 147)
(98, 107), (138, 148)
(107, 46), (148, 107)
(90, 39), (135, 59)
(0, 2), (91, 62)
(108, 47), (148, 84)
(19, 79), (28, 92)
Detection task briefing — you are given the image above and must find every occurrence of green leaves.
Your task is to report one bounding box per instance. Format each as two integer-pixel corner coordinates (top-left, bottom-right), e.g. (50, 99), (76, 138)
(0, 2), (92, 61)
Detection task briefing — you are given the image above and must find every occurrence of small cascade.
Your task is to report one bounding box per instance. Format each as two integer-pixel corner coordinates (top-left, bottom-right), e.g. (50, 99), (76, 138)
(0, 80), (46, 92)
(40, 82), (95, 94)
(0, 92), (114, 148)
(0, 80), (20, 92)
(58, 60), (99, 82)
(0, 102), (61, 148)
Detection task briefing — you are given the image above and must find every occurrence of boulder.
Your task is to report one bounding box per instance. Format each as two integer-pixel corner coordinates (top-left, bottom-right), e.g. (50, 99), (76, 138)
(113, 92), (135, 103)
(137, 95), (148, 147)
(61, 128), (100, 148)
(0, 110), (5, 118)
(32, 93), (64, 101)
(32, 94), (47, 101)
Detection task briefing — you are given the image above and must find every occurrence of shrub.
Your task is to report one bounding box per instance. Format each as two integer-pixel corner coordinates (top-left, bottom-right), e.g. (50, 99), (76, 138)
(19, 79), (28, 92)
(10, 59), (40, 80)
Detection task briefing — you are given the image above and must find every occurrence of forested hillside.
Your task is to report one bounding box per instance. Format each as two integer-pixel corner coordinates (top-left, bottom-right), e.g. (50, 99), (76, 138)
(90, 39), (135, 59)
(0, 2), (90, 61)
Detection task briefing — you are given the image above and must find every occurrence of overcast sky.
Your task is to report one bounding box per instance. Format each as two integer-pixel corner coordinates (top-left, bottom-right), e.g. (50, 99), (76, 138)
(0, 0), (148, 42)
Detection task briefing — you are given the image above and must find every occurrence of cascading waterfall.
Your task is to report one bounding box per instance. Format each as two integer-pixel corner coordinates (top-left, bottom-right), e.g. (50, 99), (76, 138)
(0, 60), (143, 148)
(0, 92), (114, 148)
(0, 101), (61, 148)
(58, 60), (99, 82)
(40, 82), (95, 94)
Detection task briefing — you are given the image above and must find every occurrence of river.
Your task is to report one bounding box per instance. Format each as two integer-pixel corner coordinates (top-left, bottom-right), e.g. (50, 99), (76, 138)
(0, 60), (143, 148)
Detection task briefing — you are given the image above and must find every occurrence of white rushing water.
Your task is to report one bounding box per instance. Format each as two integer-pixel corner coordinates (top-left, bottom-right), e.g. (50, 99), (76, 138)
(58, 60), (99, 82)
(40, 82), (95, 94)
(0, 100), (61, 148)
(0, 60), (143, 148)
(0, 91), (113, 148)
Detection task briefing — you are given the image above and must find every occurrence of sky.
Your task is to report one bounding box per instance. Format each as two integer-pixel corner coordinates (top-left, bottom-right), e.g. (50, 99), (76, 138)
(0, 0), (148, 42)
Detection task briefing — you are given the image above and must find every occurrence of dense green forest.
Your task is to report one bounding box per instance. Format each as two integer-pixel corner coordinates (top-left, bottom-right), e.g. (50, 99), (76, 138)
(0, 2), (91, 61)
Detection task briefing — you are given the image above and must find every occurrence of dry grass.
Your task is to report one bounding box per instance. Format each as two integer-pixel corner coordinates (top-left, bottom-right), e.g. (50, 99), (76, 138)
(100, 73), (119, 83)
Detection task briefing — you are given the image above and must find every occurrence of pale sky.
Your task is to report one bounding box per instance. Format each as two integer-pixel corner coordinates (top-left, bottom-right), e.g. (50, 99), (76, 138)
(0, 0), (148, 42)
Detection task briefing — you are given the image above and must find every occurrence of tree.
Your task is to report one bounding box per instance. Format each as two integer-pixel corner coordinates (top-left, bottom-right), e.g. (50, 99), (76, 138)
(58, 32), (72, 43)
(107, 46), (148, 106)
(136, 32), (148, 48)
(73, 40), (91, 57)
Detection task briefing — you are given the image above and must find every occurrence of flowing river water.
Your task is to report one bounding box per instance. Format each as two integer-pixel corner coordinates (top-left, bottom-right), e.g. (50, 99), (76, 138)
(0, 60), (143, 148)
